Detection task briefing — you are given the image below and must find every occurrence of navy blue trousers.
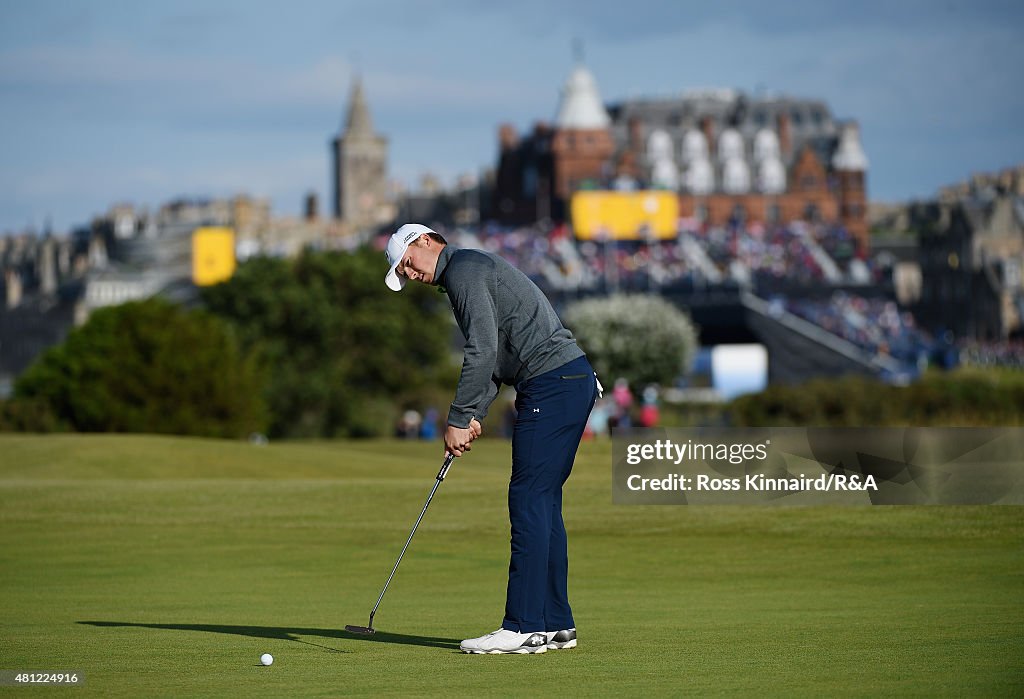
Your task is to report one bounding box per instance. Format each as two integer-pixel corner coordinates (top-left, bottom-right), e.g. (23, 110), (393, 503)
(501, 355), (597, 633)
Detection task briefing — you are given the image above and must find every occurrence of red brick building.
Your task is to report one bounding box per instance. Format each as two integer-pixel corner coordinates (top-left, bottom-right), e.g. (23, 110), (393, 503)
(492, 65), (869, 250)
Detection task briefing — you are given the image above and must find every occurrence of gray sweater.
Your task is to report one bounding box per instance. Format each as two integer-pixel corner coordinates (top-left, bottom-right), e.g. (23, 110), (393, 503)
(435, 245), (584, 428)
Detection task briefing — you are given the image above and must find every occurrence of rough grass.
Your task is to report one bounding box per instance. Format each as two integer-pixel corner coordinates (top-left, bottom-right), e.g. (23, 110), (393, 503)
(0, 434), (1021, 697)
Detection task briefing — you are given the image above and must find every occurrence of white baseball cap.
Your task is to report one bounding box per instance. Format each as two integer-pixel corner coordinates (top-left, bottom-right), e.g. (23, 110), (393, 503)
(384, 223), (435, 291)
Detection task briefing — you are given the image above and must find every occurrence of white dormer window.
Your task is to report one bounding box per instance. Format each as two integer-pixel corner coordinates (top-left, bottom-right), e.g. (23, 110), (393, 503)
(651, 159), (680, 190)
(718, 128), (744, 162)
(832, 123), (869, 171)
(682, 129), (709, 164)
(686, 158), (714, 195)
(647, 129), (674, 162)
(723, 158), (751, 194)
(758, 158), (786, 194)
(753, 129), (781, 164)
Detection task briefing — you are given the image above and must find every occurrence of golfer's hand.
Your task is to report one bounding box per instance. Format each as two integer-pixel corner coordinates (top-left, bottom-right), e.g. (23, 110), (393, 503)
(469, 418), (483, 439)
(445, 424), (475, 457)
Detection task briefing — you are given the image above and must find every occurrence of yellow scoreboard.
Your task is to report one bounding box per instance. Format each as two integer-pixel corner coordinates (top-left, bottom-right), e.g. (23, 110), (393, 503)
(570, 191), (679, 240)
(192, 227), (237, 286)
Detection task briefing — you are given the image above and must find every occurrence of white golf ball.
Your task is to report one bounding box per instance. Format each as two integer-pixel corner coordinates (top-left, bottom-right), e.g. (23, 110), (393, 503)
(260, 653), (274, 666)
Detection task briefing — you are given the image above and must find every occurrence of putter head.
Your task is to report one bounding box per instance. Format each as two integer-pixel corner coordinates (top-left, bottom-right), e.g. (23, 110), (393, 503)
(345, 624), (375, 635)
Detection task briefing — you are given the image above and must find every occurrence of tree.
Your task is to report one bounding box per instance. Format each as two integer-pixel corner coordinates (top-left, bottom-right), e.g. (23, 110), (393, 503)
(563, 293), (698, 388)
(12, 299), (267, 437)
(201, 247), (455, 438)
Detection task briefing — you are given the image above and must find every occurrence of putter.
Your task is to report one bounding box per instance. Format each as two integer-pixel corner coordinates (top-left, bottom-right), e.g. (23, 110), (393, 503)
(346, 452), (456, 635)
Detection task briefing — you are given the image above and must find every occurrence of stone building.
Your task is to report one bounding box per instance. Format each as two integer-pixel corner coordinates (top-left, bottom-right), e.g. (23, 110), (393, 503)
(915, 172), (1024, 339)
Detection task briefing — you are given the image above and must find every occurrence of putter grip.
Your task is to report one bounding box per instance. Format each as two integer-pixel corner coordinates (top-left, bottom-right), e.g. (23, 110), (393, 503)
(437, 452), (455, 481)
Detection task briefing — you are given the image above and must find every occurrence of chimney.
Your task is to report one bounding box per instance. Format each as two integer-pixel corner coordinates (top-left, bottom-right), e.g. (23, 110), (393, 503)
(628, 116), (644, 153)
(700, 116), (716, 158)
(304, 192), (319, 221)
(777, 112), (791, 161)
(499, 124), (519, 151)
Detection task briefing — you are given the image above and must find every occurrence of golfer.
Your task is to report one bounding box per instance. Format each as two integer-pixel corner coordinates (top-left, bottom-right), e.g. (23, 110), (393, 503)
(384, 223), (598, 654)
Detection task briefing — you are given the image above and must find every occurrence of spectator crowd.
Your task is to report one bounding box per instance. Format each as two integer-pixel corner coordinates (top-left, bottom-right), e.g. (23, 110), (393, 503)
(424, 219), (883, 296)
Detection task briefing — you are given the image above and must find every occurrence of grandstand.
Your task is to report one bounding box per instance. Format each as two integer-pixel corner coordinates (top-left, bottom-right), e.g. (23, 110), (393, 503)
(382, 202), (1024, 386)
(410, 220), (931, 386)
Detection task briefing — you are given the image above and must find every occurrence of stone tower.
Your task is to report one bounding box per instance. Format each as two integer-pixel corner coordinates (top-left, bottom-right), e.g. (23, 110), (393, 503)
(331, 77), (388, 230)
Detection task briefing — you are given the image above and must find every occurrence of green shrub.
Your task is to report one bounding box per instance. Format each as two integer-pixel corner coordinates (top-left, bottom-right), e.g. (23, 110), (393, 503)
(12, 299), (267, 437)
(563, 293), (698, 388)
(728, 369), (1024, 427)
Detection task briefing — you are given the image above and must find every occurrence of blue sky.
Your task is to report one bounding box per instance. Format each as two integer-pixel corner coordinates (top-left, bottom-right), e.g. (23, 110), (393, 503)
(1, 0), (1021, 233)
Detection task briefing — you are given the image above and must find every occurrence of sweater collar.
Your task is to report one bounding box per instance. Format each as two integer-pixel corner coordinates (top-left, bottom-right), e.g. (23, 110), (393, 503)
(434, 244), (456, 288)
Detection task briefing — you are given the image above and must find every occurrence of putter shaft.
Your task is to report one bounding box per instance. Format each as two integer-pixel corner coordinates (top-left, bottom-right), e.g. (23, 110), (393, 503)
(361, 452), (455, 631)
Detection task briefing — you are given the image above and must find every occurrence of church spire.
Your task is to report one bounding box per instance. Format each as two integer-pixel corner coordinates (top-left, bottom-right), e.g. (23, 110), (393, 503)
(344, 76), (374, 138)
(332, 74), (388, 226)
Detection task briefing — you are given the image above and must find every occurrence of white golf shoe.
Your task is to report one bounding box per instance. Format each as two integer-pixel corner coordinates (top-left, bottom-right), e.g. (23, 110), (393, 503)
(460, 628), (548, 654)
(545, 628), (577, 650)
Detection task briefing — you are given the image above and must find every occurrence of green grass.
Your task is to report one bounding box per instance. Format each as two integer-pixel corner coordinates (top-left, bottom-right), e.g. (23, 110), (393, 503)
(0, 434), (1022, 697)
